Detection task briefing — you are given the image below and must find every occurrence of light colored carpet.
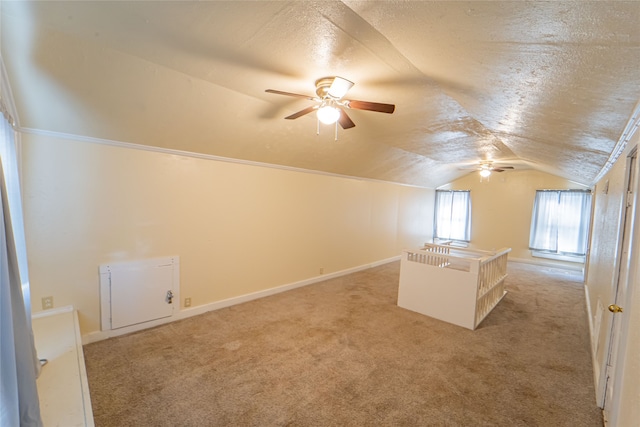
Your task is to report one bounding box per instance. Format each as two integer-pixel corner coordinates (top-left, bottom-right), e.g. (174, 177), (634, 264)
(84, 261), (603, 426)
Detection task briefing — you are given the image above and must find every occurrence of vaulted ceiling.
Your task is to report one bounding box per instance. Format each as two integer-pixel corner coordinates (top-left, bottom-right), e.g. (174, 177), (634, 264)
(1, 1), (639, 188)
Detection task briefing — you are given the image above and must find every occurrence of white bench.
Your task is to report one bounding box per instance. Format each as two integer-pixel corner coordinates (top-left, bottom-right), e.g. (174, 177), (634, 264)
(32, 306), (94, 426)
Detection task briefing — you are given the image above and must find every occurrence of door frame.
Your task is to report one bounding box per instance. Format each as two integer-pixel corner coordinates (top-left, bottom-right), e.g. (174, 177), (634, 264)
(600, 147), (638, 424)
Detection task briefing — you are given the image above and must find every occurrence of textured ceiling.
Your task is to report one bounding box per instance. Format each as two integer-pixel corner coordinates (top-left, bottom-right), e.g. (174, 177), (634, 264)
(1, 1), (639, 187)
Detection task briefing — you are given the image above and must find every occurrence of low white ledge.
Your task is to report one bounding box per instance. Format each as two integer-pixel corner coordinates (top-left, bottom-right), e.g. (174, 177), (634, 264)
(32, 306), (94, 427)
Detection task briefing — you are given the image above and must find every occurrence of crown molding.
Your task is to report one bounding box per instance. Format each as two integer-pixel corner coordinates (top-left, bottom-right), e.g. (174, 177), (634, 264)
(17, 126), (431, 189)
(592, 100), (640, 185)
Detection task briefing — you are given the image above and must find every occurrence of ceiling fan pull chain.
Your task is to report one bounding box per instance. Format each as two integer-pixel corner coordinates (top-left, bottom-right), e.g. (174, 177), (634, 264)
(335, 121), (338, 141)
(317, 116), (320, 136)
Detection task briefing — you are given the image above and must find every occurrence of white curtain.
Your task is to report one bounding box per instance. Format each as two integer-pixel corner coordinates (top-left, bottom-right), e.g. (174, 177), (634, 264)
(0, 111), (42, 426)
(529, 190), (592, 255)
(434, 190), (471, 241)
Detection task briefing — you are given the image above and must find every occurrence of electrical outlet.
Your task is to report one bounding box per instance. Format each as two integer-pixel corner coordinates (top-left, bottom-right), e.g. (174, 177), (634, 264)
(184, 297), (191, 308)
(42, 296), (53, 310)
(319, 267), (324, 275)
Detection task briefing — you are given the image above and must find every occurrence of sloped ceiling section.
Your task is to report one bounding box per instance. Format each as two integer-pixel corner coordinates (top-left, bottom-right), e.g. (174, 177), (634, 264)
(1, 1), (639, 188)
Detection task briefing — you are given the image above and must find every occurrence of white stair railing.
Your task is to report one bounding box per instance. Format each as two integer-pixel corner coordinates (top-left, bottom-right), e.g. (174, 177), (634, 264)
(398, 245), (511, 330)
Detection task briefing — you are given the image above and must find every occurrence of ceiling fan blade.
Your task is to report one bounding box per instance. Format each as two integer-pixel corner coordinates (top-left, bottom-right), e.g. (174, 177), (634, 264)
(493, 166), (515, 172)
(338, 108), (356, 129)
(265, 89), (317, 101)
(344, 99), (395, 114)
(284, 105), (318, 120)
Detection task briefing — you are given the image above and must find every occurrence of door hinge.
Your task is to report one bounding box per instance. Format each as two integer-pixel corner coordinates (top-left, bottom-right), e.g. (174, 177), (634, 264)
(626, 191), (634, 207)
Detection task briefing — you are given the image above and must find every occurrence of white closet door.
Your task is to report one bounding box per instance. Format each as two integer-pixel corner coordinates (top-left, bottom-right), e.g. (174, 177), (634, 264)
(105, 257), (177, 330)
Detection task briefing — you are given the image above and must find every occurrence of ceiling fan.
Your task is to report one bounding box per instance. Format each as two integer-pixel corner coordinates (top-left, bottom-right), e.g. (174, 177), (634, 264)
(461, 161), (515, 177)
(265, 76), (395, 130)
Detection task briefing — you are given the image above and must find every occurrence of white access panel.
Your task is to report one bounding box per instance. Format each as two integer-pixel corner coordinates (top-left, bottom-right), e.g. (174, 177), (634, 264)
(99, 256), (179, 330)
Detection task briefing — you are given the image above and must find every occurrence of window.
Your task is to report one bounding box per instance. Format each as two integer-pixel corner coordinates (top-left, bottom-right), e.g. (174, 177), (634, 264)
(529, 190), (592, 256)
(434, 190), (471, 242)
(1, 85), (43, 424)
(0, 113), (30, 294)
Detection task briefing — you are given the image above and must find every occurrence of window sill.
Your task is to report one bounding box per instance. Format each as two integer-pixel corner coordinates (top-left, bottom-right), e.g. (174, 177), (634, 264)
(531, 250), (585, 264)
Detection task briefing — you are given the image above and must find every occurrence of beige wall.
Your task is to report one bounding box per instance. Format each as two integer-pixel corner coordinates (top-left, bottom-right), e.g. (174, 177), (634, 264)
(439, 169), (589, 262)
(21, 132), (434, 336)
(18, 125), (640, 425)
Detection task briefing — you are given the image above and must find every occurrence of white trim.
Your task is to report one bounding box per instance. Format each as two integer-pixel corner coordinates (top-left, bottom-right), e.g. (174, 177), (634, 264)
(32, 305), (75, 319)
(70, 307), (94, 427)
(0, 53), (20, 128)
(17, 126), (432, 190)
(82, 255), (400, 344)
(592, 100), (640, 185)
(602, 147), (640, 423)
(584, 284), (595, 347)
(32, 306), (95, 426)
(583, 284), (602, 391)
(98, 268), (110, 332)
(531, 250), (585, 264)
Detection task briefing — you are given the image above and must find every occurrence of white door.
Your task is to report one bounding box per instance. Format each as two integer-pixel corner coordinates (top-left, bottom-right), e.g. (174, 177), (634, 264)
(602, 150), (637, 424)
(102, 257), (179, 330)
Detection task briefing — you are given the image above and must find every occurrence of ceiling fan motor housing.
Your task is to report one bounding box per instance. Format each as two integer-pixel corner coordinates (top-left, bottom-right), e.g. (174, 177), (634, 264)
(315, 76), (354, 100)
(315, 77), (336, 98)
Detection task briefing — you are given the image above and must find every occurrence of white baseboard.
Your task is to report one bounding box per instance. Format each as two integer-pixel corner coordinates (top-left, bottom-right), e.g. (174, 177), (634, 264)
(82, 255), (400, 345)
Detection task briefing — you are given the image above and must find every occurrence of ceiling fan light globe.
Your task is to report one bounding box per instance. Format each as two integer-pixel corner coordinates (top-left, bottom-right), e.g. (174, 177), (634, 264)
(479, 169), (492, 178)
(317, 106), (341, 124)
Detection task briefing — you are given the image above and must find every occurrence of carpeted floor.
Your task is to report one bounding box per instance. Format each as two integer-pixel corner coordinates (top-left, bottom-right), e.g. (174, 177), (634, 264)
(84, 261), (603, 426)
